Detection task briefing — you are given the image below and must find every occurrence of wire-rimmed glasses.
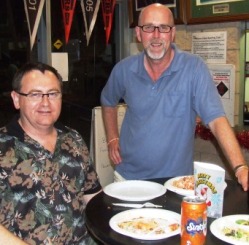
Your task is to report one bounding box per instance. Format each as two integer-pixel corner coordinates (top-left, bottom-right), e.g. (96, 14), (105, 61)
(16, 91), (62, 101)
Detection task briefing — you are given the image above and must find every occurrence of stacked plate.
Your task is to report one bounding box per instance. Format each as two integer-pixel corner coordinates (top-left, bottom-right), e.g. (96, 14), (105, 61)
(103, 180), (167, 201)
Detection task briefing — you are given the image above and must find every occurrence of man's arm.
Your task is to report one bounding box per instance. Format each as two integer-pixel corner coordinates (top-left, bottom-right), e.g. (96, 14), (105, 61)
(208, 116), (248, 191)
(102, 106), (122, 164)
(102, 106), (119, 143)
(0, 224), (28, 244)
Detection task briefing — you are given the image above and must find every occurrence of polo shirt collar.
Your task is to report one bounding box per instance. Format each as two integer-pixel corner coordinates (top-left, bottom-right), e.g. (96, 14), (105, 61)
(134, 43), (184, 78)
(4, 114), (68, 141)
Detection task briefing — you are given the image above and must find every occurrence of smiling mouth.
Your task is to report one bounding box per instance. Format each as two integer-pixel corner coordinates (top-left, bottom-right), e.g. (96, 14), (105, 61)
(39, 111), (51, 114)
(152, 42), (161, 45)
(150, 42), (163, 48)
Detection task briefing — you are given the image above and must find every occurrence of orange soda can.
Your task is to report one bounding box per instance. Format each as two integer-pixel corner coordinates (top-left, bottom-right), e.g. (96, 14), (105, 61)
(181, 196), (207, 245)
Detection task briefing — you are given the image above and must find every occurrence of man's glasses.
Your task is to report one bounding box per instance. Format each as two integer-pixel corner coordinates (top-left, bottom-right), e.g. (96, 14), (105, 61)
(138, 25), (174, 33)
(16, 91), (62, 101)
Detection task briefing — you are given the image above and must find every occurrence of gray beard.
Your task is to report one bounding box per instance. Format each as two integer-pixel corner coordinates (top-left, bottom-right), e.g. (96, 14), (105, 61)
(145, 48), (165, 60)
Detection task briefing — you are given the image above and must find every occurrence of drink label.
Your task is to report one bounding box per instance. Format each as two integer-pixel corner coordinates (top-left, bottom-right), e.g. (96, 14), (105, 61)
(185, 218), (207, 236)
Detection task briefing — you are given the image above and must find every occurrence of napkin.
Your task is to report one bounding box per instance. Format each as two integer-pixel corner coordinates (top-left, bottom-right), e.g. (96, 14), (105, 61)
(194, 161), (226, 218)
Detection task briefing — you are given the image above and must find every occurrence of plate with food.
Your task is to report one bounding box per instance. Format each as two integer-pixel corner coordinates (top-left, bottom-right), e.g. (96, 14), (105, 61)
(210, 214), (249, 244)
(109, 208), (181, 240)
(164, 175), (195, 196)
(103, 180), (166, 201)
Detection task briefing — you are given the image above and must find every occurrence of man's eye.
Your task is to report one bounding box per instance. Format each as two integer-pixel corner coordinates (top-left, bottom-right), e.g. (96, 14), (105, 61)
(30, 93), (41, 98)
(161, 26), (169, 30)
(49, 92), (60, 98)
(49, 92), (57, 97)
(145, 26), (153, 30)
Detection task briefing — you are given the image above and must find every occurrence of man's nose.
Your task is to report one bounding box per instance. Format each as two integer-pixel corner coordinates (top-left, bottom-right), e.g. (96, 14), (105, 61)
(153, 27), (160, 37)
(40, 94), (50, 103)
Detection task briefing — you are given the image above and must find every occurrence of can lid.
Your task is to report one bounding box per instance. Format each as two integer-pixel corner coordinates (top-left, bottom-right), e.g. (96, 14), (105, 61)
(183, 195), (206, 203)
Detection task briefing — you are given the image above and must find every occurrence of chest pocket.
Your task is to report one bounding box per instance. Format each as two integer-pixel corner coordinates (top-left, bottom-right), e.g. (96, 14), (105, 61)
(163, 91), (185, 118)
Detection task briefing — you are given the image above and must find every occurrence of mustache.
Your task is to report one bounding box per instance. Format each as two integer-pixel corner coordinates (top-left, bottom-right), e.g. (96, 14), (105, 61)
(149, 39), (165, 45)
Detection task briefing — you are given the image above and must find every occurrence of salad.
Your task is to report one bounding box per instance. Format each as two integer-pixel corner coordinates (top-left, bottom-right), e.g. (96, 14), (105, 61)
(222, 219), (249, 242)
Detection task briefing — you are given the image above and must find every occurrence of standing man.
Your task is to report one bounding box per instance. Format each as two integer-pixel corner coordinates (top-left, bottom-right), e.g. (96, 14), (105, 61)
(101, 3), (248, 190)
(0, 62), (101, 244)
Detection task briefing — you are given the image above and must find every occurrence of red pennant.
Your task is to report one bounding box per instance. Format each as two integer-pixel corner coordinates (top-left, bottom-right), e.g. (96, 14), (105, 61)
(61, 0), (76, 44)
(23, 0), (45, 50)
(101, 0), (116, 45)
(81, 0), (101, 46)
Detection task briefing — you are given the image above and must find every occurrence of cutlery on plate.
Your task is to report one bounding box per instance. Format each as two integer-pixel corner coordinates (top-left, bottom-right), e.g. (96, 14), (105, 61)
(112, 202), (162, 208)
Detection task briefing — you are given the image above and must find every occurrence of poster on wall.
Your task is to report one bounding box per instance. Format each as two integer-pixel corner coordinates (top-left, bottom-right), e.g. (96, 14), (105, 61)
(196, 0), (243, 5)
(208, 64), (235, 126)
(135, 0), (176, 10)
(129, 0), (184, 27)
(186, 0), (249, 24)
(192, 31), (227, 64)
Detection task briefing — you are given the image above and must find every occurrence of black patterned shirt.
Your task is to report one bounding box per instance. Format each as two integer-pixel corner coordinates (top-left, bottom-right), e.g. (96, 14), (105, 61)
(0, 116), (101, 244)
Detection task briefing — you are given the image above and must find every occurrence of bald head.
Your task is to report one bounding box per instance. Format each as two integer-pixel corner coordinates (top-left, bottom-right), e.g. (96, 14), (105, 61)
(138, 3), (174, 27)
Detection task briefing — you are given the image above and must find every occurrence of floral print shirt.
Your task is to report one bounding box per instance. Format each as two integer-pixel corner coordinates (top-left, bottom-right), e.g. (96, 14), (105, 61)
(0, 116), (101, 245)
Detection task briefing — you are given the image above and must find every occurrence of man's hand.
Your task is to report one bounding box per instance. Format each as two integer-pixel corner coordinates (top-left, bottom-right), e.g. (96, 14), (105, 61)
(108, 139), (122, 164)
(236, 168), (248, 191)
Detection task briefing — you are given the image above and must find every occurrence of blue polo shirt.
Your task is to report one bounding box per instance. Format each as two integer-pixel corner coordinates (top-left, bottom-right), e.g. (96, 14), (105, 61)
(101, 44), (225, 180)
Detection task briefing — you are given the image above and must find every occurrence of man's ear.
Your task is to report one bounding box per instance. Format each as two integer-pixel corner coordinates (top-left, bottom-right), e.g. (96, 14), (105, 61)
(135, 26), (142, 42)
(171, 26), (176, 42)
(11, 91), (20, 109)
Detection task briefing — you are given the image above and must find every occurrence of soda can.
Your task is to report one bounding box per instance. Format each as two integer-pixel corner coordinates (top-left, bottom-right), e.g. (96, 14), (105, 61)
(181, 196), (207, 245)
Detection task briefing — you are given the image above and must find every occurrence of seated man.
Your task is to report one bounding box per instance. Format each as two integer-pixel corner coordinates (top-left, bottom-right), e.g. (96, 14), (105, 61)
(0, 62), (102, 244)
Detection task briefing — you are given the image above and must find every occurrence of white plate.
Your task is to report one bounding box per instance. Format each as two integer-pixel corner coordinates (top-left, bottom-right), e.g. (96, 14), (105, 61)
(164, 176), (194, 196)
(103, 180), (166, 201)
(210, 214), (249, 245)
(109, 208), (181, 240)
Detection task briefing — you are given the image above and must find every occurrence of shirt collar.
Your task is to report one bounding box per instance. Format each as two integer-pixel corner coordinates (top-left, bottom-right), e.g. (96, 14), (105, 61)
(4, 114), (68, 141)
(135, 43), (184, 77)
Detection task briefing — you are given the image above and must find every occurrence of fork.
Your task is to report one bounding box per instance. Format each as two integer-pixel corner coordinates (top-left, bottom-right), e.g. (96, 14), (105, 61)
(112, 202), (162, 208)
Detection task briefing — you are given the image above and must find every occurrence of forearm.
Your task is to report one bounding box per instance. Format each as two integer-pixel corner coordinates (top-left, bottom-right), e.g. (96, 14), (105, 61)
(101, 106), (119, 142)
(209, 117), (248, 191)
(0, 225), (28, 244)
(208, 117), (246, 168)
(102, 105), (122, 164)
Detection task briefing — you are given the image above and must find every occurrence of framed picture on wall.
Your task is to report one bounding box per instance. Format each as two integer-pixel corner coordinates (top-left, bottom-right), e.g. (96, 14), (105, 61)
(186, 0), (249, 24)
(128, 0), (185, 28)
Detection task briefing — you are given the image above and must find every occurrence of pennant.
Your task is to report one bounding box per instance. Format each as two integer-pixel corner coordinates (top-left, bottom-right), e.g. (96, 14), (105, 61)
(23, 0), (45, 50)
(61, 0), (76, 44)
(81, 0), (101, 46)
(102, 0), (116, 45)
